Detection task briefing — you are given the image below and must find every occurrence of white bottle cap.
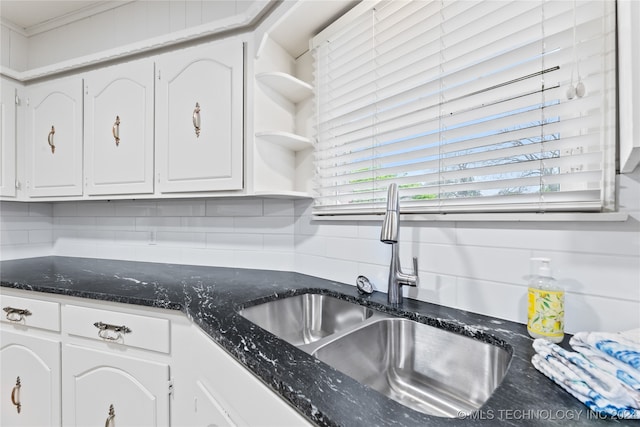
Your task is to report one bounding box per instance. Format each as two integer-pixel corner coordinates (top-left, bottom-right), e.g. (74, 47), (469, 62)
(530, 257), (552, 278)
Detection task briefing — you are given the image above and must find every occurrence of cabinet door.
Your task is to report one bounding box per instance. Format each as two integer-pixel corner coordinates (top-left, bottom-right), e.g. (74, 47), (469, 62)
(84, 59), (154, 195)
(193, 379), (235, 427)
(0, 77), (18, 197)
(25, 76), (83, 197)
(62, 344), (170, 427)
(0, 331), (61, 426)
(156, 38), (243, 193)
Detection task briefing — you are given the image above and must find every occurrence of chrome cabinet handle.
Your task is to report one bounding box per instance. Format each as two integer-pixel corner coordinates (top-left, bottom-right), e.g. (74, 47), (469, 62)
(11, 377), (21, 414)
(94, 321), (132, 341)
(3, 307), (32, 322)
(192, 102), (201, 137)
(48, 125), (56, 154)
(112, 116), (120, 146)
(105, 404), (115, 427)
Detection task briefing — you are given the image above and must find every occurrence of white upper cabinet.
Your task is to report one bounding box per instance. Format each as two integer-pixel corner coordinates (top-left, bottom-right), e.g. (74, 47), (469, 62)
(24, 76), (83, 197)
(155, 38), (243, 193)
(0, 77), (18, 197)
(84, 59), (155, 195)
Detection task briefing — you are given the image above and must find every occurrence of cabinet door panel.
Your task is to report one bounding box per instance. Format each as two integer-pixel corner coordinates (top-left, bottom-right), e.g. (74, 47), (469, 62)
(63, 344), (169, 427)
(25, 77), (83, 197)
(194, 379), (236, 427)
(84, 60), (154, 195)
(0, 77), (17, 197)
(156, 39), (243, 193)
(0, 331), (61, 426)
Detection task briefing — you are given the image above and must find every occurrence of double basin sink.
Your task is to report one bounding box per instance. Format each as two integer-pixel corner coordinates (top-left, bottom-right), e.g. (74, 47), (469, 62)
(239, 293), (511, 418)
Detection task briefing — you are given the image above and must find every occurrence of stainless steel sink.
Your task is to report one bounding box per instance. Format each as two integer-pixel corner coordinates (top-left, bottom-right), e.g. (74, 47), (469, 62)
(239, 293), (511, 418)
(312, 318), (511, 418)
(239, 293), (374, 346)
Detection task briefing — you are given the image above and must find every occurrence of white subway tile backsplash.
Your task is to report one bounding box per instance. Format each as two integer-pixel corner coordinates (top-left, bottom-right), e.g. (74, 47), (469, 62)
(1, 183), (638, 333)
(181, 247), (236, 268)
(135, 217), (182, 231)
(565, 292), (640, 333)
(534, 251), (640, 302)
(115, 230), (151, 245)
(2, 216), (52, 230)
(1, 230), (29, 245)
(263, 234), (294, 251)
(156, 199), (206, 217)
(0, 201), (28, 216)
(294, 234), (326, 257)
(54, 217), (97, 229)
(28, 203), (52, 217)
(206, 233), (262, 250)
(76, 201), (116, 217)
(96, 217), (136, 231)
(156, 231), (206, 248)
(181, 217), (234, 232)
(28, 229), (53, 244)
(53, 202), (77, 217)
(234, 216), (294, 234)
(456, 222), (640, 257)
(0, 243), (51, 260)
(455, 278), (528, 325)
(114, 201), (158, 217)
(206, 198), (263, 216)
(236, 251), (295, 271)
(263, 199), (295, 217)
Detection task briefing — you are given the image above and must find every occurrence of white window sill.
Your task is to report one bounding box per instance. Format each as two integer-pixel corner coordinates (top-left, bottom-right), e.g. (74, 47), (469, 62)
(312, 212), (629, 222)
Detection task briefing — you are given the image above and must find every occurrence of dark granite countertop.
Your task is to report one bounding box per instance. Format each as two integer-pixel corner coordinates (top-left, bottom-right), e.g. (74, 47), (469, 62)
(0, 256), (633, 426)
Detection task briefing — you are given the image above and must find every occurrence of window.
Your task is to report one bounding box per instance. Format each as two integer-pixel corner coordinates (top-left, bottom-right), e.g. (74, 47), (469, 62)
(311, 0), (617, 215)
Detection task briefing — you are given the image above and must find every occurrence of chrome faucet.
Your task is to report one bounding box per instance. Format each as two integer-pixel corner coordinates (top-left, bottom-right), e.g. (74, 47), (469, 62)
(380, 183), (419, 304)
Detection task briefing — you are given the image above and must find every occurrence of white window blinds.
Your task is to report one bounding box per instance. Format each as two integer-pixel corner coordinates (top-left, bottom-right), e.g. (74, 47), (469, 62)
(311, 0), (617, 215)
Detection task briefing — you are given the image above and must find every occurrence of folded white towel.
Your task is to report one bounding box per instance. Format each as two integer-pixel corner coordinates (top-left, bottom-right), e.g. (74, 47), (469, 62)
(570, 335), (640, 391)
(532, 338), (640, 419)
(571, 331), (640, 369)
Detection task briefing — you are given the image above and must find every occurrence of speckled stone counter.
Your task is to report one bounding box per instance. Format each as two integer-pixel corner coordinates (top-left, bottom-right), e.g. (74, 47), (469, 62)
(0, 256), (633, 426)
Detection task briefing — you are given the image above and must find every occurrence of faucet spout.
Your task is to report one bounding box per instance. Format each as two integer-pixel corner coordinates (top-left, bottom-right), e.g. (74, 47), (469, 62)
(380, 183), (419, 304)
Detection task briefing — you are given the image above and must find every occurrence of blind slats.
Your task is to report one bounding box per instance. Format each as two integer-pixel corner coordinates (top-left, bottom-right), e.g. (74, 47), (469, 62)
(313, 0), (616, 214)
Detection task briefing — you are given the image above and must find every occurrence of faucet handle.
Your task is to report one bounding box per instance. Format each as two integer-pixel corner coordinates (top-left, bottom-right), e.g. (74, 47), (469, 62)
(412, 257), (419, 276)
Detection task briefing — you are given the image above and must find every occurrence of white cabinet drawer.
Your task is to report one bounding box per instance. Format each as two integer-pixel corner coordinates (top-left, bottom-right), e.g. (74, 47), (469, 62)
(63, 305), (170, 353)
(0, 294), (60, 332)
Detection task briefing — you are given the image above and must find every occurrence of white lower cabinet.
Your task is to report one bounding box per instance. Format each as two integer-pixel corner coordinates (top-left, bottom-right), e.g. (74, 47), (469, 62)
(173, 324), (312, 427)
(62, 344), (170, 427)
(1, 290), (312, 427)
(0, 331), (61, 427)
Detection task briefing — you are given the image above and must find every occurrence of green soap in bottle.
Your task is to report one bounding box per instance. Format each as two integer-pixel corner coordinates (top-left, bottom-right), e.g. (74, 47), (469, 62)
(527, 258), (564, 343)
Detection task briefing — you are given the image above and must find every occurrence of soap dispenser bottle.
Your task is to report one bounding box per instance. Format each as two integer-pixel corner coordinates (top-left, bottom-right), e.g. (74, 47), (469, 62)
(527, 257), (564, 343)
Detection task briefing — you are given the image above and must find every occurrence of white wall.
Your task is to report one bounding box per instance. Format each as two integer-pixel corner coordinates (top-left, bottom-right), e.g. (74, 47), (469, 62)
(0, 170), (638, 334)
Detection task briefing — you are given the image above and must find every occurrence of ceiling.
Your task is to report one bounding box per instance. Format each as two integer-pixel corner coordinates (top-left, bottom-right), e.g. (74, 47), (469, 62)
(0, 1), (125, 34)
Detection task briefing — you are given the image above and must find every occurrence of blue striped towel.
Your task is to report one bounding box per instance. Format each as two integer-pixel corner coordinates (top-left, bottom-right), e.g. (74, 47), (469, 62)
(531, 331), (640, 419)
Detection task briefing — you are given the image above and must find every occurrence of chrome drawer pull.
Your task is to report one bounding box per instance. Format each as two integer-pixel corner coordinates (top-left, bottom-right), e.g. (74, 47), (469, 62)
(192, 102), (201, 137)
(3, 307), (32, 322)
(11, 377), (21, 414)
(94, 321), (132, 341)
(112, 115), (121, 146)
(105, 404), (115, 427)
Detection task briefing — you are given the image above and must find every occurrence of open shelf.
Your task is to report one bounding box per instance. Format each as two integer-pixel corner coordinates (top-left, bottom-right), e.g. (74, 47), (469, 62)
(255, 130), (313, 151)
(256, 71), (313, 104)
